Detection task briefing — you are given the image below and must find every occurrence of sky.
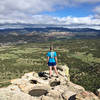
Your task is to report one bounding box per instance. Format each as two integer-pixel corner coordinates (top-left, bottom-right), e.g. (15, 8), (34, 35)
(0, 0), (100, 29)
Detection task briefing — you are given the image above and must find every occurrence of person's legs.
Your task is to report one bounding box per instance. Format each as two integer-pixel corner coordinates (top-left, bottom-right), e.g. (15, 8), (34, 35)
(53, 65), (58, 76)
(49, 66), (52, 77)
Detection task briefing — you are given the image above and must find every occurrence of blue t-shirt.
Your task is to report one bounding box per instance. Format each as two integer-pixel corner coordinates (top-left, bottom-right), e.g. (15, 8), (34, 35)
(47, 51), (57, 63)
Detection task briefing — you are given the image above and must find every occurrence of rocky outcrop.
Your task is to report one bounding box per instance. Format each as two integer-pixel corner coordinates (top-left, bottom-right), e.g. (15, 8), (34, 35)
(76, 91), (99, 100)
(0, 65), (99, 100)
(97, 89), (100, 98)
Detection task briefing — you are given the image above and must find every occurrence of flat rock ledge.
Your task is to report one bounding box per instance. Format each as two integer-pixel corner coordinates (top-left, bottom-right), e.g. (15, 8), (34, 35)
(0, 65), (99, 100)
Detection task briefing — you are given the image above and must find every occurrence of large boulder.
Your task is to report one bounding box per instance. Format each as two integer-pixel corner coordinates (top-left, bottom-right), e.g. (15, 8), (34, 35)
(62, 91), (76, 100)
(67, 82), (85, 93)
(57, 65), (70, 81)
(47, 90), (63, 100)
(41, 96), (54, 100)
(96, 88), (100, 98)
(0, 85), (35, 100)
(76, 91), (99, 100)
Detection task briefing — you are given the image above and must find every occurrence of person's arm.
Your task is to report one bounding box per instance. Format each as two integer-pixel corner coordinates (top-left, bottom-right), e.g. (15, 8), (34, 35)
(55, 56), (58, 64)
(46, 52), (49, 64)
(54, 52), (57, 64)
(47, 57), (49, 64)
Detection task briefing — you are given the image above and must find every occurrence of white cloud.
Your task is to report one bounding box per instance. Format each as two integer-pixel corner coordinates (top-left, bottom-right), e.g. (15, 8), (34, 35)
(0, 0), (100, 29)
(74, 0), (100, 3)
(93, 6), (100, 14)
(0, 0), (70, 24)
(0, 0), (68, 16)
(93, 5), (100, 19)
(1, 14), (100, 25)
(1, 0), (100, 19)
(0, 14), (100, 29)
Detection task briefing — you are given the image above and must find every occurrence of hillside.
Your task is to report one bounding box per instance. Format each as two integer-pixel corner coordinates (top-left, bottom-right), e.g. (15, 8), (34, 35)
(0, 27), (100, 43)
(0, 39), (100, 94)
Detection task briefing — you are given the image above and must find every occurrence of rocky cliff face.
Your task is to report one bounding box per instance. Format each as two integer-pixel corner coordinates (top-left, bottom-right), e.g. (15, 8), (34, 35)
(0, 65), (99, 100)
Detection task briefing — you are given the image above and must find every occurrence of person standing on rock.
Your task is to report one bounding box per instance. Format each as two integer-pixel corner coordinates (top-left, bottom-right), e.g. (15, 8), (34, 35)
(46, 45), (58, 78)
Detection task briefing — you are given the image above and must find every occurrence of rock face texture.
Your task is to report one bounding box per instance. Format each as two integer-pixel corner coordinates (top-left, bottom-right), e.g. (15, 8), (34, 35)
(97, 89), (100, 98)
(0, 65), (99, 100)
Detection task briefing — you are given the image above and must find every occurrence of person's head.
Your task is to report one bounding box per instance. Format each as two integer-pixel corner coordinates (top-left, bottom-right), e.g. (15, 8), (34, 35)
(50, 45), (54, 51)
